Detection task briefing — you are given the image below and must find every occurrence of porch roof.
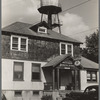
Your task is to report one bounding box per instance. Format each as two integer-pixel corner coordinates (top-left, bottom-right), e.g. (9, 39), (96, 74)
(43, 55), (99, 70)
(81, 57), (99, 70)
(43, 54), (73, 68)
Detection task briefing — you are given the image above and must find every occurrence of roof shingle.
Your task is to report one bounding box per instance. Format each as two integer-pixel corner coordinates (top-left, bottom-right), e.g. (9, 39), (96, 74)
(43, 55), (99, 70)
(2, 22), (82, 44)
(81, 57), (99, 69)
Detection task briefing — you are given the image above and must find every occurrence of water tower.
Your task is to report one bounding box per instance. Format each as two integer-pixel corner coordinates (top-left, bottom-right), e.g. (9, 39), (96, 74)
(38, 0), (62, 33)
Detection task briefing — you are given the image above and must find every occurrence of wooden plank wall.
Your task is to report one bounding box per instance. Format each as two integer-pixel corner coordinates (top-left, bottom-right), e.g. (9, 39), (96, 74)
(2, 34), (59, 61)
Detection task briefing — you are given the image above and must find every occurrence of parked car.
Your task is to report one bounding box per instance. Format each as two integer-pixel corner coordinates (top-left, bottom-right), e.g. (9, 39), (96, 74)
(66, 85), (98, 100)
(63, 93), (74, 100)
(63, 85), (99, 100)
(77, 85), (98, 100)
(69, 91), (83, 100)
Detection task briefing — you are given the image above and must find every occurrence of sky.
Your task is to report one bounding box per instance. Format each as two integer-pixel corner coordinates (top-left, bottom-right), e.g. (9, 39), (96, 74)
(2, 0), (99, 48)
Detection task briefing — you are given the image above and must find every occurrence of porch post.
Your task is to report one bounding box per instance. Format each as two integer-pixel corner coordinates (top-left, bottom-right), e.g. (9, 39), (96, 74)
(57, 68), (59, 90)
(74, 70), (77, 90)
(52, 68), (55, 90)
(78, 70), (80, 90)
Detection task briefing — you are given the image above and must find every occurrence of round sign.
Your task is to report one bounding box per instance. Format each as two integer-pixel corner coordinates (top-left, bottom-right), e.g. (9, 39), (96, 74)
(74, 60), (81, 66)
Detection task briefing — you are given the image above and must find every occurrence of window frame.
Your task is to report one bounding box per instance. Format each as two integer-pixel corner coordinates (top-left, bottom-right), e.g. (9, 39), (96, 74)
(33, 91), (39, 95)
(14, 90), (22, 97)
(87, 70), (97, 82)
(31, 63), (41, 81)
(60, 43), (66, 54)
(13, 62), (24, 81)
(60, 42), (73, 56)
(11, 35), (28, 52)
(38, 27), (47, 34)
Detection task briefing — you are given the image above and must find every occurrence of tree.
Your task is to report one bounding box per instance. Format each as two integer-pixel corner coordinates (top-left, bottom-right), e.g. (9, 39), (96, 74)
(82, 30), (99, 63)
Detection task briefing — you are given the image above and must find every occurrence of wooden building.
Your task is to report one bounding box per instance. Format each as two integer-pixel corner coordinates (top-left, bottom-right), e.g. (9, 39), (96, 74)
(2, 22), (99, 100)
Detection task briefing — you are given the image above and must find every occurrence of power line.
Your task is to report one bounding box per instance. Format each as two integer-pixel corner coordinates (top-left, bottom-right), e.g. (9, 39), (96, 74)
(67, 27), (99, 36)
(60, 0), (92, 13)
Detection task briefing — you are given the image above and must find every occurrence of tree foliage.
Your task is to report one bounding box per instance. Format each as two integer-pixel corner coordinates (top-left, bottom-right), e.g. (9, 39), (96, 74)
(82, 30), (99, 63)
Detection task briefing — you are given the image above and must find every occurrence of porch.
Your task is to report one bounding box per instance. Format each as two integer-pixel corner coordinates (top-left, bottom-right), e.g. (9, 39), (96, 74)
(42, 54), (81, 91)
(43, 69), (80, 91)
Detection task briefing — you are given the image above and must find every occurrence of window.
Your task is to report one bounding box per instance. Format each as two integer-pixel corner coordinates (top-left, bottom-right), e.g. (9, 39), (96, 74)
(12, 37), (18, 50)
(13, 62), (24, 81)
(67, 45), (72, 54)
(61, 44), (66, 54)
(38, 27), (47, 33)
(20, 38), (27, 51)
(33, 91), (39, 95)
(11, 35), (28, 52)
(32, 63), (41, 81)
(14, 91), (22, 96)
(60, 43), (73, 56)
(87, 71), (97, 82)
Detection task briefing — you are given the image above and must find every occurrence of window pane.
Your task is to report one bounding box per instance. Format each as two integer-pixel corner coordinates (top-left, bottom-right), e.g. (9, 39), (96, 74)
(32, 63), (40, 72)
(32, 63), (40, 80)
(92, 72), (96, 80)
(13, 37), (18, 44)
(20, 38), (27, 51)
(14, 62), (23, 80)
(61, 50), (66, 54)
(32, 73), (40, 80)
(67, 45), (72, 54)
(39, 28), (45, 32)
(61, 44), (65, 49)
(15, 91), (22, 96)
(14, 72), (23, 80)
(12, 44), (18, 48)
(12, 37), (18, 50)
(12, 45), (18, 50)
(32, 66), (40, 72)
(61, 44), (66, 54)
(21, 45), (26, 51)
(33, 91), (39, 95)
(14, 62), (23, 71)
(87, 71), (91, 81)
(21, 38), (26, 45)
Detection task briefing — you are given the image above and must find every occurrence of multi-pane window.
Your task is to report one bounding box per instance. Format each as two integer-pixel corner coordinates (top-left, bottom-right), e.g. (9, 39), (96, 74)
(13, 62), (24, 81)
(12, 37), (19, 50)
(38, 27), (47, 33)
(20, 38), (27, 51)
(14, 91), (22, 96)
(11, 36), (28, 52)
(61, 44), (66, 54)
(87, 71), (97, 82)
(32, 63), (41, 81)
(60, 43), (73, 56)
(67, 45), (72, 54)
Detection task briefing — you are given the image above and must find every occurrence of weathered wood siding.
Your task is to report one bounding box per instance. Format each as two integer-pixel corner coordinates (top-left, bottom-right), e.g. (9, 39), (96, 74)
(73, 44), (81, 58)
(2, 33), (60, 61)
(2, 32), (81, 61)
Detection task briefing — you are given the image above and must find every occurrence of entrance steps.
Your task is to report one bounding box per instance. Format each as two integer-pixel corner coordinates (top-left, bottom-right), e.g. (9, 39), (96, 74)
(42, 90), (72, 98)
(59, 90), (72, 98)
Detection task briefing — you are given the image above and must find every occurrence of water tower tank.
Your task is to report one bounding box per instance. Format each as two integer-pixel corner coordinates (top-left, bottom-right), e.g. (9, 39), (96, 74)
(41, 0), (59, 6)
(38, 0), (62, 14)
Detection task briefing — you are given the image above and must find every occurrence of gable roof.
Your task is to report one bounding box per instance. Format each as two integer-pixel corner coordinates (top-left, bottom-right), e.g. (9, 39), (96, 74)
(2, 22), (82, 44)
(43, 54), (72, 68)
(43, 55), (99, 70)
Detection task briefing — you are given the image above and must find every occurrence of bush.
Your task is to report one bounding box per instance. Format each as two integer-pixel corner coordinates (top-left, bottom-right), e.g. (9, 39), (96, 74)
(41, 95), (52, 100)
